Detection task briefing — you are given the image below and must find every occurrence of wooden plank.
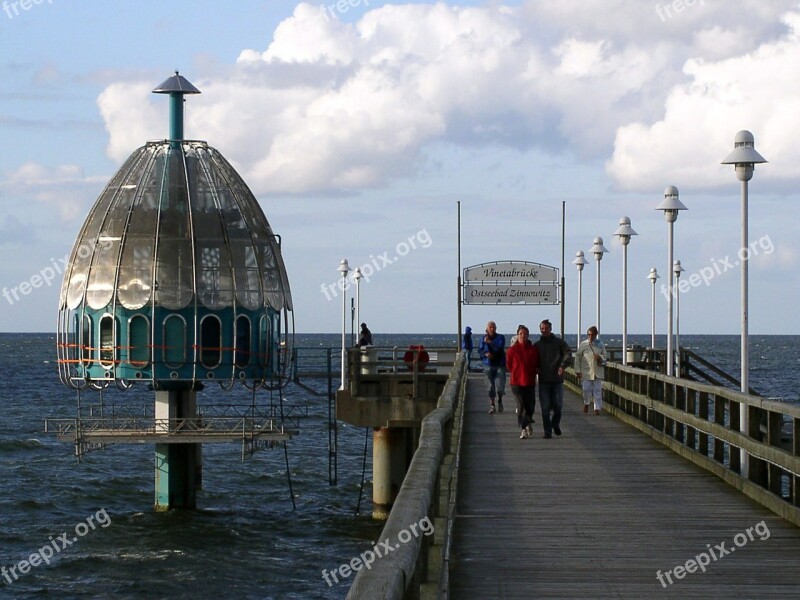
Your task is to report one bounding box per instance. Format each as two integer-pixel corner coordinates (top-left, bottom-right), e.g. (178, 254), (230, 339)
(450, 374), (800, 598)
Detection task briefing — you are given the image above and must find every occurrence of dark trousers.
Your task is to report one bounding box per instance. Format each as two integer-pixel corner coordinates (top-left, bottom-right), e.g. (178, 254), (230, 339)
(510, 385), (535, 429)
(539, 381), (563, 434)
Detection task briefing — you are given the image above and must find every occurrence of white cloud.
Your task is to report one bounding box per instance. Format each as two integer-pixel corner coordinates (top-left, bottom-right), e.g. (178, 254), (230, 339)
(1, 162), (103, 221)
(607, 10), (800, 191)
(93, 1), (800, 196)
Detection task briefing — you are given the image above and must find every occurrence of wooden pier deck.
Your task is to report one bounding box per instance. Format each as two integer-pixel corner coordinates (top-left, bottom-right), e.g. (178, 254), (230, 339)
(450, 373), (800, 598)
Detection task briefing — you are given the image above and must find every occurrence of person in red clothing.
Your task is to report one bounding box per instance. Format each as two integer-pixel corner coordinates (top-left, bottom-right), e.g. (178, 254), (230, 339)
(505, 324), (540, 439)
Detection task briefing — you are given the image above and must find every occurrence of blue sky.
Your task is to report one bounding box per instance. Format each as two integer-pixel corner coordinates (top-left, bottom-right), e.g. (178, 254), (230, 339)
(1, 0), (799, 336)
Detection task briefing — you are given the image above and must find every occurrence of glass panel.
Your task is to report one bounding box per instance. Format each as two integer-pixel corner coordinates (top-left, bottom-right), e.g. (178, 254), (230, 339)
(235, 315), (250, 368)
(99, 315), (115, 368)
(118, 239), (153, 309)
(163, 315), (186, 368)
(81, 314), (93, 366)
(200, 315), (221, 368)
(258, 315), (270, 368)
(128, 315), (149, 367)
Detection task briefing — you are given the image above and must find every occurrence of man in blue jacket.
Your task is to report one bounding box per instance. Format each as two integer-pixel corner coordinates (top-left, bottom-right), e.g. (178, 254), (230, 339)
(479, 321), (506, 414)
(534, 319), (572, 438)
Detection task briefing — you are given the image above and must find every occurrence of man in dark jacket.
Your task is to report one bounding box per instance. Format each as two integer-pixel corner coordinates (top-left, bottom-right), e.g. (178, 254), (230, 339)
(534, 319), (572, 438)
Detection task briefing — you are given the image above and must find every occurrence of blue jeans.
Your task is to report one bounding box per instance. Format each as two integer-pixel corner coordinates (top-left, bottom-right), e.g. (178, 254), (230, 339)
(539, 381), (563, 434)
(483, 366), (506, 400)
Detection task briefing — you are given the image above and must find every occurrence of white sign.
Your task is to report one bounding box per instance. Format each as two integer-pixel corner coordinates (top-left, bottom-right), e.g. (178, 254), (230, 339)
(464, 261), (558, 283)
(463, 283), (559, 305)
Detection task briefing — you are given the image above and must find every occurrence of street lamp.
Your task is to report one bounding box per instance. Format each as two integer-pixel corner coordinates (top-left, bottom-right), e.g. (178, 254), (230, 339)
(614, 217), (638, 365)
(722, 129), (767, 478)
(673, 259), (685, 376)
(655, 186), (687, 377)
(647, 267), (660, 350)
(337, 258), (350, 390)
(353, 267), (362, 340)
(572, 250), (588, 348)
(590, 237), (608, 332)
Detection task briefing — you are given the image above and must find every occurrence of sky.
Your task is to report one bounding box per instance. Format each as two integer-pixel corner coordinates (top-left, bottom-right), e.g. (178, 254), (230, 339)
(1, 0), (799, 337)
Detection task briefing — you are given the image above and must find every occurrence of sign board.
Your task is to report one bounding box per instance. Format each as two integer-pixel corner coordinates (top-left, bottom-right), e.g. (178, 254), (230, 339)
(463, 283), (559, 305)
(464, 261), (558, 283)
(462, 260), (560, 305)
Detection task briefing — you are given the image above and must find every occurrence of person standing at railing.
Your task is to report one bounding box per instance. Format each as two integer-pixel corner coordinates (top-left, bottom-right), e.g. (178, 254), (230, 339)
(461, 326), (474, 370)
(479, 320), (506, 414)
(506, 325), (540, 439)
(574, 326), (607, 415)
(357, 323), (373, 347)
(534, 319), (572, 438)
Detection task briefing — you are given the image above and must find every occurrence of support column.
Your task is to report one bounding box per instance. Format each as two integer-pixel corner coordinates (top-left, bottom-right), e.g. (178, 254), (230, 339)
(155, 388), (200, 510)
(372, 427), (407, 519)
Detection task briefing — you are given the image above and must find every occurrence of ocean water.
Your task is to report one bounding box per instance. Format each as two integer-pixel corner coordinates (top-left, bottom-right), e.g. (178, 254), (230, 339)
(0, 332), (796, 599)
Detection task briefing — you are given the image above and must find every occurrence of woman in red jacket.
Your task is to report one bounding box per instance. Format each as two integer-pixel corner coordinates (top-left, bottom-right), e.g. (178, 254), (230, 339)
(505, 324), (540, 439)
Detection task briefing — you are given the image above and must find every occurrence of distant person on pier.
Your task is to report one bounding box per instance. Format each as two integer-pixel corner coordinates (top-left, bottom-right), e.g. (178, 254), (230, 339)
(461, 326), (474, 369)
(534, 319), (572, 438)
(506, 325), (540, 439)
(357, 323), (373, 347)
(574, 326), (607, 415)
(479, 320), (506, 414)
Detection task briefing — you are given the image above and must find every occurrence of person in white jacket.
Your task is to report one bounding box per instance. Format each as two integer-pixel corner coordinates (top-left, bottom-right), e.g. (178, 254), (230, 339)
(574, 326), (607, 415)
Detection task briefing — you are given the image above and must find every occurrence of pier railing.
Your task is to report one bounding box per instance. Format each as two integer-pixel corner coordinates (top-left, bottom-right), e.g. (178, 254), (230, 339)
(565, 363), (800, 525)
(346, 352), (467, 600)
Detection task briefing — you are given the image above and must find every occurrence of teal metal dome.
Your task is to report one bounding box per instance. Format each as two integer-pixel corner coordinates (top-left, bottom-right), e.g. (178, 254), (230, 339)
(57, 74), (292, 389)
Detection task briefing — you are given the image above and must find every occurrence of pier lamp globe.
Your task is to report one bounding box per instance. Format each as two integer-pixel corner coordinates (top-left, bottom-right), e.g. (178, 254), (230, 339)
(614, 217), (638, 365)
(338, 259), (350, 390)
(572, 250), (588, 348)
(722, 130), (767, 477)
(673, 260), (685, 376)
(590, 237), (609, 332)
(655, 186), (687, 376)
(647, 268), (660, 350)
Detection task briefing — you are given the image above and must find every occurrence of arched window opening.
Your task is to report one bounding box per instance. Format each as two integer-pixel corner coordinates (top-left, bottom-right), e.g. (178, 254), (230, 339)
(200, 315), (222, 369)
(163, 315), (186, 369)
(235, 315), (251, 368)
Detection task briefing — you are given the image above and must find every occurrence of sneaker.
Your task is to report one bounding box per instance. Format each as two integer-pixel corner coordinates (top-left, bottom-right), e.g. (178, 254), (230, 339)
(520, 429), (528, 439)
(526, 424), (533, 437)
(595, 409), (600, 415)
(488, 404), (495, 414)
(553, 426), (561, 436)
(498, 398), (504, 413)
(583, 404), (589, 413)
(543, 433), (552, 439)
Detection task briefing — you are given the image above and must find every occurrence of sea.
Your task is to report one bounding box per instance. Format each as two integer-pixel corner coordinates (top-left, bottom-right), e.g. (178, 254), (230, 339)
(0, 332), (797, 599)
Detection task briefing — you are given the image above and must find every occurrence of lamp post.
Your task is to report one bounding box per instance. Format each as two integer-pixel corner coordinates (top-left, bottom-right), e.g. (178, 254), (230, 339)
(721, 130), (767, 477)
(572, 250), (588, 348)
(590, 237), (608, 332)
(337, 259), (350, 390)
(353, 267), (362, 339)
(655, 186), (687, 377)
(673, 259), (685, 376)
(647, 267), (660, 350)
(614, 217), (638, 365)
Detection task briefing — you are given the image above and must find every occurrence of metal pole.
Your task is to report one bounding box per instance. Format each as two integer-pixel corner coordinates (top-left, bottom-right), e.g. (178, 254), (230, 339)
(595, 258), (601, 332)
(622, 244), (628, 366)
(340, 273), (347, 390)
(577, 270), (582, 348)
(740, 178), (749, 476)
(675, 273), (680, 376)
(457, 201), (462, 347)
(650, 277), (656, 349)
(560, 201), (565, 338)
(355, 278), (360, 339)
(666, 221), (674, 377)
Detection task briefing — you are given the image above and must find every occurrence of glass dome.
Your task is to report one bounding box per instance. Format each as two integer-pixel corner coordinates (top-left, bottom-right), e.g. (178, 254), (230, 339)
(57, 139), (292, 388)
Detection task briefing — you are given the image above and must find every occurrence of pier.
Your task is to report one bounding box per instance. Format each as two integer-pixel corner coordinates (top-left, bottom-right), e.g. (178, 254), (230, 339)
(345, 352), (800, 598)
